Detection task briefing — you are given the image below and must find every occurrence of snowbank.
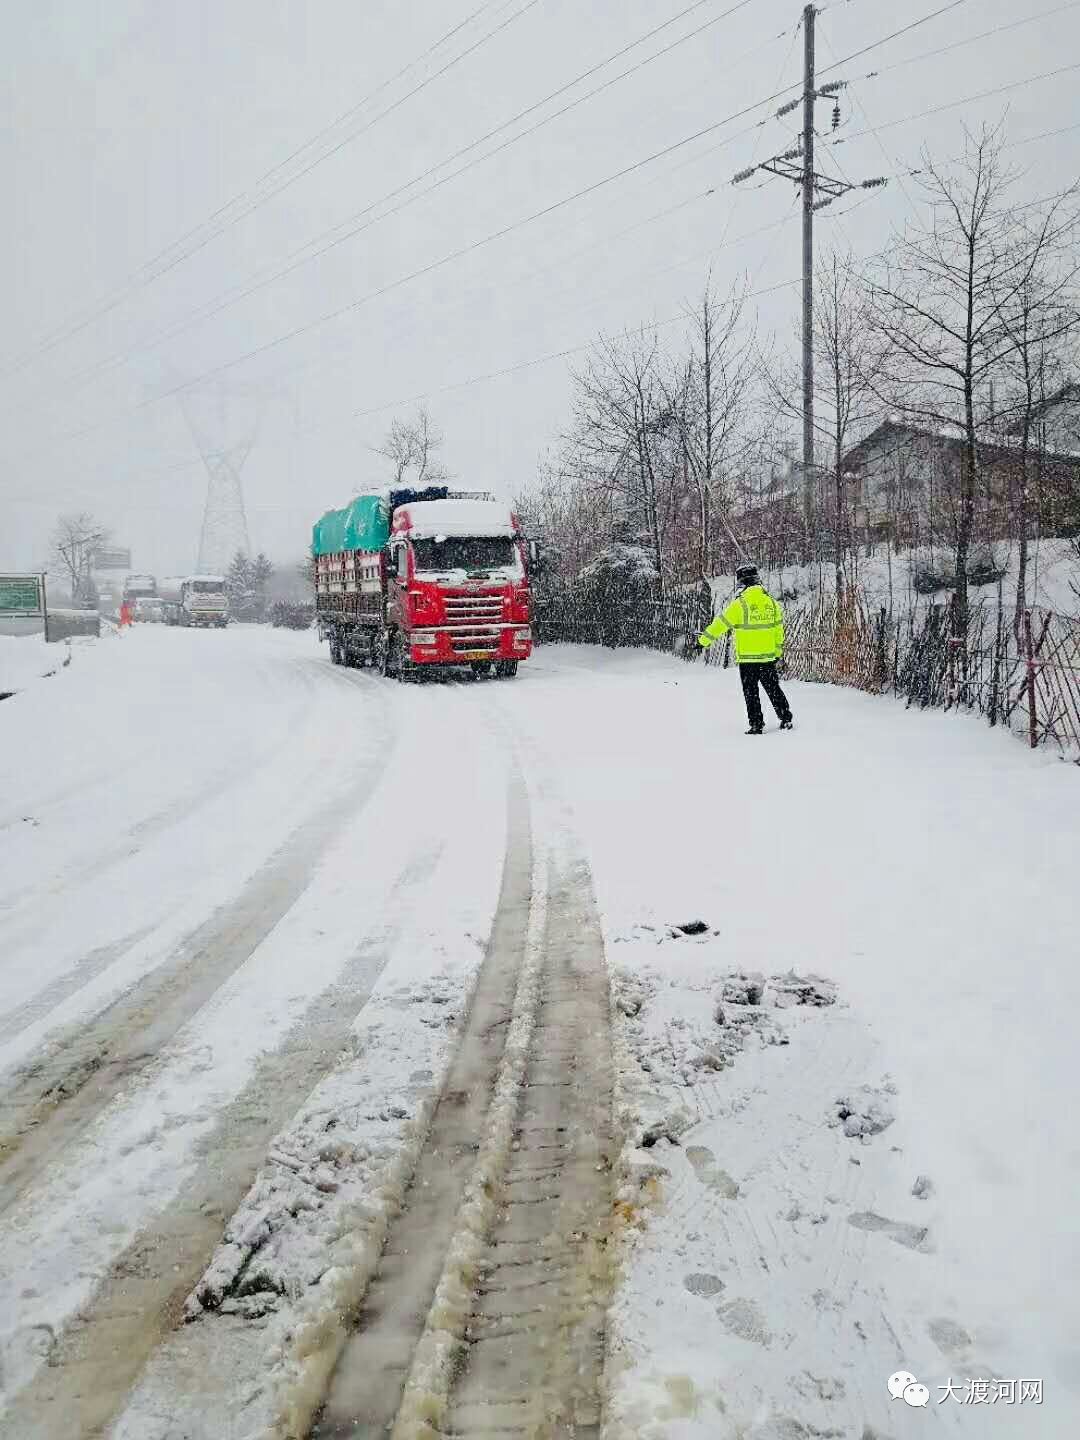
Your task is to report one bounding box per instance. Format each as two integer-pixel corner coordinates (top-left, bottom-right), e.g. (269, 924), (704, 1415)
(0, 633), (70, 694)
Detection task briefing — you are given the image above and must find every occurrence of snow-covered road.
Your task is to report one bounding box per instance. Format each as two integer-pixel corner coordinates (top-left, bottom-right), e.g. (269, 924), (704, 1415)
(0, 628), (1076, 1439)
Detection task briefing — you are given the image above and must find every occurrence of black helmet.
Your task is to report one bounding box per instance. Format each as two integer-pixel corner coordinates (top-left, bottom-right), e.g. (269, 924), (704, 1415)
(735, 563), (760, 587)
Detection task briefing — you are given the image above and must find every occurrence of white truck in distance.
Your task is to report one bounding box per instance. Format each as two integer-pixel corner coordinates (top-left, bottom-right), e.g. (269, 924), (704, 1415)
(160, 575), (229, 628)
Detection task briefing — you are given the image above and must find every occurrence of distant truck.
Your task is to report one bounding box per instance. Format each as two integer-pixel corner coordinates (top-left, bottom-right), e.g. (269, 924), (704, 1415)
(123, 574), (157, 603)
(160, 575), (229, 628)
(122, 575), (158, 622)
(133, 596), (164, 623)
(313, 487), (535, 678)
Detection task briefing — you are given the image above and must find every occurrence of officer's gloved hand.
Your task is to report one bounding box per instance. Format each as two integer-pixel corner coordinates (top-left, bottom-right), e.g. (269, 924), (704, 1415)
(697, 634), (711, 649)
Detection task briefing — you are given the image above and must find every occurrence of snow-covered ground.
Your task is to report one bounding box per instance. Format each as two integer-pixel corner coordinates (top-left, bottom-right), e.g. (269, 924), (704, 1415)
(0, 631), (72, 695)
(738, 536), (1080, 618)
(1, 628), (1077, 1438)
(505, 646), (1080, 1439)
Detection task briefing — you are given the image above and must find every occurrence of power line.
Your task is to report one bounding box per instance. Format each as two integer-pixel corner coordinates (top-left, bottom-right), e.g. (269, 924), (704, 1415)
(1005, 119), (1080, 150)
(8, 0), (966, 400)
(42, 0), (772, 405)
(350, 275), (805, 421)
(711, 13), (806, 270)
(5, 272), (807, 508)
(5, 4), (1056, 466)
(292, 182), (1075, 444)
(832, 61), (1080, 144)
(541, 195), (801, 325)
(11, 0), (982, 426)
(816, 16), (921, 218)
(5, 0), (759, 388)
(635, 0), (973, 190)
(858, 0), (1080, 80)
(14, 82), (833, 464)
(815, 0), (972, 77)
(1, 0), (533, 377)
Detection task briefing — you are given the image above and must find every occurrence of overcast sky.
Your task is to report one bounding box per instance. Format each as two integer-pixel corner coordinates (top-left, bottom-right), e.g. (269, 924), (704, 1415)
(2, 0), (1078, 577)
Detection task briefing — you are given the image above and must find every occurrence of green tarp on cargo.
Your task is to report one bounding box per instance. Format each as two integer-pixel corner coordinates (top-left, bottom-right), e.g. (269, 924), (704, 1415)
(312, 494), (390, 557)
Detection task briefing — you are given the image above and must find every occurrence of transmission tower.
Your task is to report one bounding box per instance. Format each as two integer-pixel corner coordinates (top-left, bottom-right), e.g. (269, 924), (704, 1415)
(179, 385), (256, 575)
(194, 438), (253, 575)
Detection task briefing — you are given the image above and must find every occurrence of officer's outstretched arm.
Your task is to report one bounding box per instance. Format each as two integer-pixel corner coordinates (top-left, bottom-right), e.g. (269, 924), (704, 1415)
(697, 613), (730, 648)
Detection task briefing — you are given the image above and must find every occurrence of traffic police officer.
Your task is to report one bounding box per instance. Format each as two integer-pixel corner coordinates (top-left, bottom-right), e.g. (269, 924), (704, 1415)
(698, 564), (794, 734)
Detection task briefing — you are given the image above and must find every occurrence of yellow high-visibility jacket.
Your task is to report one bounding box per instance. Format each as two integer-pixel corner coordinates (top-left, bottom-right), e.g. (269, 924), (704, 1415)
(698, 584), (784, 663)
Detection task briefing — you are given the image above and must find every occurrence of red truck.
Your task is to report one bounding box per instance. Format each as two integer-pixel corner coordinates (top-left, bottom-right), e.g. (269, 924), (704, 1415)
(313, 487), (536, 679)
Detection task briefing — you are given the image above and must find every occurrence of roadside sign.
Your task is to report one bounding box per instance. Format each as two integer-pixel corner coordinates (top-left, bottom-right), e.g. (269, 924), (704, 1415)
(92, 546), (132, 570)
(0, 574), (45, 617)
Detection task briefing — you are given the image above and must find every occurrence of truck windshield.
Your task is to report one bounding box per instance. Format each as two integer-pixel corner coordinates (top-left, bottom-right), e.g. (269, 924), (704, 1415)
(191, 581), (223, 594)
(412, 536), (517, 573)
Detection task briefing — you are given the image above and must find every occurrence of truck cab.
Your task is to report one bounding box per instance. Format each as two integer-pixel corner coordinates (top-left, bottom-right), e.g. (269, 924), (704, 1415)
(384, 499), (532, 675)
(161, 575), (229, 628)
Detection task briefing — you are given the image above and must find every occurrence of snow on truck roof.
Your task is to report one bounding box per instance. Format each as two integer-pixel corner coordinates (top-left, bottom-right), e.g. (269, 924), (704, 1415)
(391, 499), (517, 538)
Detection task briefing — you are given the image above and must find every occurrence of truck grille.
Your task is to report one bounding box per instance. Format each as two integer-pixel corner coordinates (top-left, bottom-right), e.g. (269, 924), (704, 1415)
(449, 628), (501, 654)
(444, 595), (503, 625)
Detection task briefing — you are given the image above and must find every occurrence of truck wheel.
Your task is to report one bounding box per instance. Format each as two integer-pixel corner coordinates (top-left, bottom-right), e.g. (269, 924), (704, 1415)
(494, 660), (519, 679)
(383, 631), (411, 681)
(381, 631), (397, 678)
(396, 638), (415, 683)
(391, 633), (419, 683)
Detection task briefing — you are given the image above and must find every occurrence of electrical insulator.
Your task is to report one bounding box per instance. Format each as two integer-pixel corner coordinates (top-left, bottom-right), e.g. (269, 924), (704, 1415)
(832, 102), (841, 131)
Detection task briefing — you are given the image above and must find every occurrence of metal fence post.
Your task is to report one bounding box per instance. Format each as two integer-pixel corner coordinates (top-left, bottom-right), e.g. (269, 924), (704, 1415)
(1024, 608), (1038, 749)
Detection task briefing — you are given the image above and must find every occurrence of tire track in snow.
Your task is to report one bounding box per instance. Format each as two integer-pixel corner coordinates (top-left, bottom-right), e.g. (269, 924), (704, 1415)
(296, 770), (536, 1440)
(0, 689), (395, 1215)
(309, 767), (616, 1440)
(0, 675), (513, 1439)
(439, 850), (615, 1440)
(0, 650), (322, 920)
(0, 925), (156, 1049)
(0, 841), (448, 1440)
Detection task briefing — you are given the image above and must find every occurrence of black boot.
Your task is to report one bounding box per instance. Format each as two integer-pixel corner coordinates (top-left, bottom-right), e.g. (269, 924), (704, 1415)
(745, 725), (763, 735)
(779, 716), (794, 730)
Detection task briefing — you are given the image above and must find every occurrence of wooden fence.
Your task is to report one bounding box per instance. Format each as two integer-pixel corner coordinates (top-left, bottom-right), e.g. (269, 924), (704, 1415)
(533, 584), (1080, 760)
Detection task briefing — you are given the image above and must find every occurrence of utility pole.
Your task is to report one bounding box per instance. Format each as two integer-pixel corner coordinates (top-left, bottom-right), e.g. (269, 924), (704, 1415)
(732, 4), (886, 561)
(801, 2), (816, 549)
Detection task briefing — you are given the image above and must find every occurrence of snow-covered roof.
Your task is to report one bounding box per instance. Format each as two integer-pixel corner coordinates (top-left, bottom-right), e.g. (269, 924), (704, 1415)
(391, 499), (517, 538)
(844, 417), (1080, 468)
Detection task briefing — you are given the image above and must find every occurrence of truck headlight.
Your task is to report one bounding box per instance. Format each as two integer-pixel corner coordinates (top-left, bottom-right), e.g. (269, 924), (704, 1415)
(514, 627), (531, 643)
(413, 631), (437, 646)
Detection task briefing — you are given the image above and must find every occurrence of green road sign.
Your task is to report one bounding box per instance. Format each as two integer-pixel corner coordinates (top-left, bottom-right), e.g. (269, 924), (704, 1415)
(0, 574), (45, 616)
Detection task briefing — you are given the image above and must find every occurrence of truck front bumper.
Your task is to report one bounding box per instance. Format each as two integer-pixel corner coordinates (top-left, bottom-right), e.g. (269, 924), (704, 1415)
(407, 625), (531, 666)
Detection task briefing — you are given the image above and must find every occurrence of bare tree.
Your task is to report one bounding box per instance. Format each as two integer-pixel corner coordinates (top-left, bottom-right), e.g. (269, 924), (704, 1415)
(515, 459), (598, 579)
(865, 124), (1071, 636)
(770, 252), (885, 597)
(375, 405), (451, 488)
(666, 277), (757, 579)
(51, 512), (110, 603)
(990, 195), (1080, 634)
(567, 330), (672, 590)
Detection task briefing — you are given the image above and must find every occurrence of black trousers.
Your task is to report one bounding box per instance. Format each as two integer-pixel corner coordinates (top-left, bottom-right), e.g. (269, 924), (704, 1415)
(739, 662), (792, 730)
